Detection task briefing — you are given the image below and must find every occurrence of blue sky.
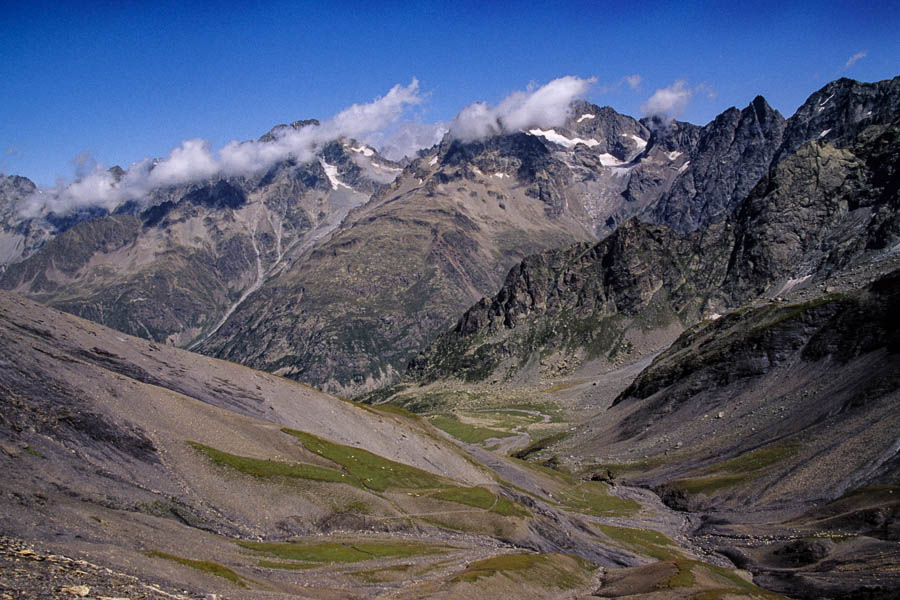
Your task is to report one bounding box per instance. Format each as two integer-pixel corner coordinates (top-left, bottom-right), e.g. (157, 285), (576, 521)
(1, 0), (898, 186)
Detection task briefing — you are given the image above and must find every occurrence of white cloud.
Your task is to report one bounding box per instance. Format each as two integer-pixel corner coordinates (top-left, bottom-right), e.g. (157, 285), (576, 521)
(449, 102), (498, 141)
(70, 151), (99, 179)
(843, 51), (867, 71)
(368, 120), (449, 161)
(22, 80), (425, 218)
(640, 80), (694, 118)
(449, 76), (594, 141)
(320, 80), (424, 140)
(148, 138), (219, 186)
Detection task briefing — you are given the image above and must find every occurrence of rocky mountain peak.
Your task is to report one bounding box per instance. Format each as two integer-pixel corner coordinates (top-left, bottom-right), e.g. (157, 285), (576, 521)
(439, 131), (551, 167)
(257, 118), (321, 142)
(564, 102), (650, 159)
(107, 165), (126, 182)
(642, 95), (786, 233)
(776, 75), (900, 162)
(431, 132), (569, 211)
(748, 94), (776, 123)
(0, 175), (36, 197)
(640, 118), (702, 155)
(0, 175), (47, 267)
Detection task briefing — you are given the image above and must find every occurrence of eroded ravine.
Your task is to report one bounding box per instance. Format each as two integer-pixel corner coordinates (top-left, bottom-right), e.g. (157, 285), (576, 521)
(190, 187), (368, 349)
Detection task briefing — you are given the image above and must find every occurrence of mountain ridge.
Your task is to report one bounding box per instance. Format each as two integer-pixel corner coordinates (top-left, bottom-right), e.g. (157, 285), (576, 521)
(405, 110), (900, 387)
(2, 75), (900, 599)
(2, 77), (898, 396)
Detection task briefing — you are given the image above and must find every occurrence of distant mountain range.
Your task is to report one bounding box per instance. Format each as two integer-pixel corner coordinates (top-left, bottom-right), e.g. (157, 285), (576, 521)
(2, 77), (899, 399)
(1, 75), (899, 599)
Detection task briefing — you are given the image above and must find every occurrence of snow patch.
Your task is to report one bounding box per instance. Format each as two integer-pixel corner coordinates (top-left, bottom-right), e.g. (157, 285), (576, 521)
(818, 128), (832, 139)
(677, 161), (690, 174)
(576, 113), (596, 123)
(350, 146), (375, 157)
(472, 166), (485, 177)
(610, 165), (633, 176)
(817, 93), (835, 112)
(597, 153), (625, 167)
(493, 172), (507, 179)
(372, 162), (401, 172)
(708, 313), (722, 321)
(428, 156), (438, 166)
(528, 128), (600, 149)
(622, 133), (648, 150)
(778, 274), (812, 295)
(666, 150), (682, 161)
(319, 159), (350, 190)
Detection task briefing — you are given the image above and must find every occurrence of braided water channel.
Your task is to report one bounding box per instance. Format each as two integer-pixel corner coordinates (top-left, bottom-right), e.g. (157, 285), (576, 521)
(438, 415), (733, 571)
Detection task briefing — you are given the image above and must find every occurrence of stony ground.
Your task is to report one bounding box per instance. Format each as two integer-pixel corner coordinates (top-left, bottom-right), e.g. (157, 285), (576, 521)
(0, 536), (199, 600)
(2, 277), (896, 598)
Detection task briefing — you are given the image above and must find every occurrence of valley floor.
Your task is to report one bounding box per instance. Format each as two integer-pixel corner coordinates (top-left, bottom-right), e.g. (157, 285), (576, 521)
(2, 278), (899, 599)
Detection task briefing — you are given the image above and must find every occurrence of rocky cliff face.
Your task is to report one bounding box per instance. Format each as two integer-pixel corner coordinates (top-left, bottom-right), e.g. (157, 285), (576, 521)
(646, 77), (900, 235)
(723, 115), (900, 300)
(646, 96), (787, 232)
(615, 266), (900, 414)
(195, 133), (596, 395)
(0, 175), (49, 267)
(411, 111), (900, 384)
(0, 140), (385, 346)
(406, 219), (731, 383)
(775, 76), (900, 162)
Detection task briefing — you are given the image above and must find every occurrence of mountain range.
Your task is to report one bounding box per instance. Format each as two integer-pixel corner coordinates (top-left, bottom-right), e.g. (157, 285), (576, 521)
(1, 75), (898, 599)
(4, 77), (898, 397)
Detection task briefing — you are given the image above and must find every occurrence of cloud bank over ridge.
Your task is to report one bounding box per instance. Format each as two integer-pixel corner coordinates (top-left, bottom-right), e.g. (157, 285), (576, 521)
(22, 80), (425, 218)
(21, 74), (699, 218)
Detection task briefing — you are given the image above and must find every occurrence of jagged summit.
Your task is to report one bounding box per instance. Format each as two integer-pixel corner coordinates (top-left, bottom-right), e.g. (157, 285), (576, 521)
(407, 106), (900, 386)
(645, 94), (786, 232)
(0, 174), (46, 267)
(257, 118), (321, 142)
(776, 74), (900, 162)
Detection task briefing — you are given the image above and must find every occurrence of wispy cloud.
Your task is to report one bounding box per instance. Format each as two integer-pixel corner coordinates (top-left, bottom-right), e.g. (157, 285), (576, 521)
(842, 51), (867, 71)
(22, 80), (425, 218)
(70, 151), (98, 179)
(1, 146), (21, 176)
(365, 120), (449, 162)
(448, 76), (594, 141)
(695, 82), (718, 100)
(597, 74), (643, 94)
